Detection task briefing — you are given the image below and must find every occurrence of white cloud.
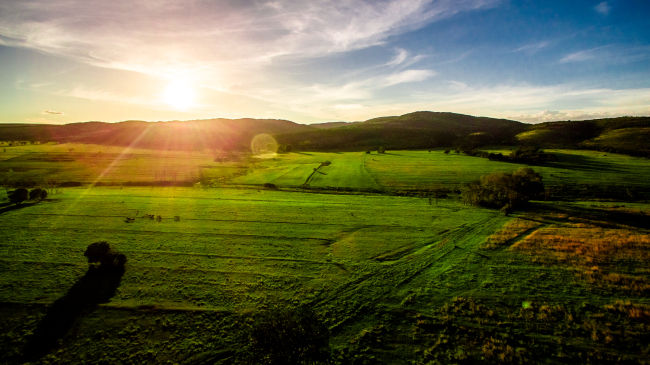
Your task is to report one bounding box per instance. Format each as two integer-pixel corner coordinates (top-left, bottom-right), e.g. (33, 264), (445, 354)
(595, 1), (611, 15)
(0, 0), (499, 88)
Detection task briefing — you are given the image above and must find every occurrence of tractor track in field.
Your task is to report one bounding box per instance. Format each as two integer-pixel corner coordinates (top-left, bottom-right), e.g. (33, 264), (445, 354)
(0, 225), (336, 242)
(6, 215), (436, 229)
(309, 215), (502, 331)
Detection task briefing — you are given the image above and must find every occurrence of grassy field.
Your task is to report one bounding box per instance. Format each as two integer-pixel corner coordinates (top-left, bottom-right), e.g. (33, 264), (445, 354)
(0, 143), (241, 184)
(1, 144), (650, 364)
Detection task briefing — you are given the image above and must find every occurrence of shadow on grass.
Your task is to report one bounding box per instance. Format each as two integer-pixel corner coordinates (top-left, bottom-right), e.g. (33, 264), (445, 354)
(22, 267), (124, 362)
(536, 152), (623, 173)
(295, 152), (313, 155)
(533, 202), (650, 230)
(0, 202), (37, 215)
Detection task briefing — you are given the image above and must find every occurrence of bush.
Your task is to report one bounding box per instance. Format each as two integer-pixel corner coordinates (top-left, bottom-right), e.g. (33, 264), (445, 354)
(263, 183), (278, 189)
(8, 188), (28, 205)
(461, 167), (544, 209)
(29, 188), (44, 201)
(84, 241), (127, 271)
(238, 307), (331, 365)
(444, 150), (450, 154)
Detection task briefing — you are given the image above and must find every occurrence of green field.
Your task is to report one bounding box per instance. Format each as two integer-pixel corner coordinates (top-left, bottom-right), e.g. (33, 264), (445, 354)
(1, 145), (650, 364)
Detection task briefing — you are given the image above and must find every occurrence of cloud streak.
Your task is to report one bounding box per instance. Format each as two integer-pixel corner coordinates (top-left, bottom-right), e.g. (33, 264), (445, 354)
(42, 110), (65, 115)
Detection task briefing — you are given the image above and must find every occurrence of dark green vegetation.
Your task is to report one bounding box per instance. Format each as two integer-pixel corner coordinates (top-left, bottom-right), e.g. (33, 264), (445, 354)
(3, 112), (650, 157)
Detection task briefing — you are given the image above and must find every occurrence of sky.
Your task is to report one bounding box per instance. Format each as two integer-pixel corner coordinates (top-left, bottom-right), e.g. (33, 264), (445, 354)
(1, 0), (649, 125)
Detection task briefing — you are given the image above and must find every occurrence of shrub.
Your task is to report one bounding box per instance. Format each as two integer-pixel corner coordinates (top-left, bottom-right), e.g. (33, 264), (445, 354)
(8, 188), (28, 205)
(238, 307), (331, 365)
(444, 150), (450, 154)
(263, 183), (278, 189)
(39, 190), (48, 200)
(378, 146), (385, 154)
(29, 188), (43, 200)
(461, 168), (544, 209)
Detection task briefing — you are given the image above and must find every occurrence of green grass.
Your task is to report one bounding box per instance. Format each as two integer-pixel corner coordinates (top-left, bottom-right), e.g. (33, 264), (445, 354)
(0, 143), (240, 184)
(2, 145), (650, 364)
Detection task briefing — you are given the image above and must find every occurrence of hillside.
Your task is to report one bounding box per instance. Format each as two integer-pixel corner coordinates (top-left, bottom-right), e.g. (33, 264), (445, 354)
(2, 113), (650, 156)
(0, 118), (314, 151)
(516, 116), (650, 156)
(275, 111), (526, 150)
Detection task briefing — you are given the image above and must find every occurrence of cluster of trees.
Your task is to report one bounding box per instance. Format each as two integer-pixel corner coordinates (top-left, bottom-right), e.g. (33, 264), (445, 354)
(461, 167), (545, 211)
(276, 144), (293, 153)
(7, 188), (48, 205)
(455, 145), (556, 164)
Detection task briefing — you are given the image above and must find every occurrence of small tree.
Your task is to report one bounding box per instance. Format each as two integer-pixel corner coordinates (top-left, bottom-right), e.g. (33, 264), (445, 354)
(84, 241), (127, 271)
(285, 144), (293, 153)
(378, 146), (385, 154)
(444, 150), (450, 154)
(9, 188), (28, 205)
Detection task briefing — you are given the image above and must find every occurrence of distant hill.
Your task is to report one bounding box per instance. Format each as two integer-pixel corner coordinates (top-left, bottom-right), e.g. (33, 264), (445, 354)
(2, 113), (649, 156)
(0, 118), (314, 151)
(309, 121), (357, 129)
(516, 116), (650, 156)
(275, 111), (526, 150)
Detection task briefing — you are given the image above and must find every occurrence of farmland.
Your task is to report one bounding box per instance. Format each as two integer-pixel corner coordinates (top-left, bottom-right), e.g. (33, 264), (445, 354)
(1, 144), (650, 364)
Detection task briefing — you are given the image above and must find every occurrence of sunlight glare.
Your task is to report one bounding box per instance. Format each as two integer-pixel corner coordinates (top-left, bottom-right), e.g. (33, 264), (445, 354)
(163, 81), (195, 109)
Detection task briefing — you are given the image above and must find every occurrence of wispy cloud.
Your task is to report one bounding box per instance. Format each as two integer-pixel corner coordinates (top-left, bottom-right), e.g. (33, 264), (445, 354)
(0, 0), (499, 89)
(42, 110), (64, 115)
(514, 41), (550, 55)
(595, 1), (611, 15)
(560, 45), (650, 64)
(308, 83), (650, 122)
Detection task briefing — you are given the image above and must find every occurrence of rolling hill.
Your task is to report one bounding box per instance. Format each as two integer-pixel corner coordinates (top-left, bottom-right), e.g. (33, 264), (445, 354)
(2, 113), (650, 156)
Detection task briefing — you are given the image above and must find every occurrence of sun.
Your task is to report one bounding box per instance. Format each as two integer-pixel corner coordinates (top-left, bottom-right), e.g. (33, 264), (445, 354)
(162, 80), (195, 109)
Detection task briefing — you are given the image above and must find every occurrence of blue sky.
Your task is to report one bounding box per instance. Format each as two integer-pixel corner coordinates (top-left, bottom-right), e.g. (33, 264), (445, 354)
(0, 0), (649, 124)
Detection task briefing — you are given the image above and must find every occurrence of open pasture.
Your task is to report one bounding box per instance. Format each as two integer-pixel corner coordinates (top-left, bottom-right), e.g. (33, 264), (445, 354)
(0, 143), (241, 184)
(0, 187), (504, 311)
(232, 148), (650, 191)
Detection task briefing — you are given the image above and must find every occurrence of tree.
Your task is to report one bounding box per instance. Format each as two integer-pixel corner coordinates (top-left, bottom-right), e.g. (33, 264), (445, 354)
(461, 167), (544, 209)
(285, 144), (293, 153)
(29, 188), (43, 201)
(39, 189), (48, 200)
(444, 150), (450, 154)
(9, 188), (28, 205)
(378, 146), (385, 154)
(84, 241), (127, 271)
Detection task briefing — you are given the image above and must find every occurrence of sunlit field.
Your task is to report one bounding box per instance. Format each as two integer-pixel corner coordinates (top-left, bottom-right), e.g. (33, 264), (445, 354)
(1, 144), (650, 364)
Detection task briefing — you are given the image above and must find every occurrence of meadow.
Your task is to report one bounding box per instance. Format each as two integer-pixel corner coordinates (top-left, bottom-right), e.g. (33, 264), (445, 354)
(1, 144), (650, 364)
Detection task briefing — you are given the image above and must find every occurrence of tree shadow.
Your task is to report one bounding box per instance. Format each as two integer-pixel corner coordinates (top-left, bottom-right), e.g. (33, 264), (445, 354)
(295, 152), (313, 155)
(536, 152), (623, 173)
(22, 267), (125, 362)
(0, 202), (37, 215)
